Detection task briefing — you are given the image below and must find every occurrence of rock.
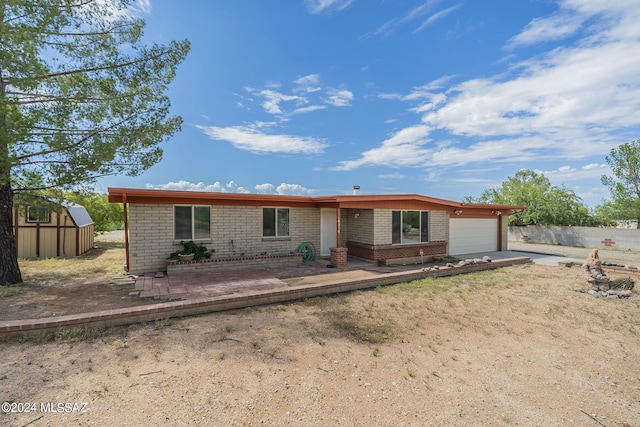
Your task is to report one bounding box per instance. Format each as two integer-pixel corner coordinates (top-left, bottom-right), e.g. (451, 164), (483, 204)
(464, 259), (475, 264)
(473, 258), (484, 264)
(620, 290), (633, 298)
(446, 263), (455, 268)
(458, 261), (466, 266)
(482, 256), (492, 263)
(588, 290), (602, 298)
(573, 287), (585, 293)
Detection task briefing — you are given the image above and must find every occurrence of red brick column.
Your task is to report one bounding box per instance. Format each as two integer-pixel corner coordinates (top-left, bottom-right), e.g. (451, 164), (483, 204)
(330, 247), (348, 268)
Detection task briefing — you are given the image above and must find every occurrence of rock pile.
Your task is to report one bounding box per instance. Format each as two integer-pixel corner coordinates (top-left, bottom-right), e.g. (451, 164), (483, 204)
(581, 248), (635, 298)
(584, 249), (611, 291)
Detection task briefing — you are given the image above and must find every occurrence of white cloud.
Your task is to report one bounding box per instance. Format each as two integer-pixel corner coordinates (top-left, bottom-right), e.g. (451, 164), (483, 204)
(294, 74), (322, 93)
(368, 0), (442, 38)
(414, 4), (462, 33)
(334, 125), (432, 170)
(582, 163), (602, 170)
(249, 89), (303, 115)
(378, 172), (406, 179)
(255, 183), (314, 195)
(291, 105), (327, 115)
(535, 163), (609, 182)
(244, 76), (353, 117)
(196, 124), (328, 155)
(255, 183), (275, 194)
(146, 180), (250, 193)
(507, 12), (583, 48)
(338, 1), (640, 171)
(145, 180), (314, 196)
(325, 89), (353, 107)
(305, 0), (353, 14)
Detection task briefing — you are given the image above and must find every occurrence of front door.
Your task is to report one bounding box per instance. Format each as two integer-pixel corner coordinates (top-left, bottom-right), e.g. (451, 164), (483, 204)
(320, 208), (337, 256)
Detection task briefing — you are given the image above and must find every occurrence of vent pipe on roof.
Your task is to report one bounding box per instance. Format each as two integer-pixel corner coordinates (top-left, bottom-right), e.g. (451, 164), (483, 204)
(353, 185), (360, 195)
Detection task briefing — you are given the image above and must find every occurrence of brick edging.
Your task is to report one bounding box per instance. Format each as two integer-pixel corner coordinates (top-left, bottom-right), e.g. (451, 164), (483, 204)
(0, 257), (532, 337)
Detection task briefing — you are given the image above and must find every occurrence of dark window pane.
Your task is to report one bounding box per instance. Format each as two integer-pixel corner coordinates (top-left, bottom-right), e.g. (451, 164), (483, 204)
(193, 206), (211, 239)
(402, 211), (420, 244)
(27, 207), (49, 222)
(263, 208), (275, 236)
(174, 206), (192, 240)
(277, 208), (290, 236)
(421, 211), (429, 242)
(392, 211), (401, 244)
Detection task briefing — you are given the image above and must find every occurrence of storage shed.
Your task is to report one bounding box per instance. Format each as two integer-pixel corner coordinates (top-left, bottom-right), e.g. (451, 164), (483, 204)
(13, 202), (95, 258)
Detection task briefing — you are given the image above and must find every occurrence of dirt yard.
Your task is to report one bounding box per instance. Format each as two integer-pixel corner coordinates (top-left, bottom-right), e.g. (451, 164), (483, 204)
(0, 239), (639, 426)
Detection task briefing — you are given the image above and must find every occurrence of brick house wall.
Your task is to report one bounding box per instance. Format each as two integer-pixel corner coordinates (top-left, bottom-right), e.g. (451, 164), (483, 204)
(129, 203), (175, 273)
(345, 209), (449, 263)
(128, 203), (321, 274)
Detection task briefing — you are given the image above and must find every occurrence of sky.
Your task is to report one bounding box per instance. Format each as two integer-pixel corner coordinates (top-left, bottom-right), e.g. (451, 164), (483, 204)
(97, 0), (640, 207)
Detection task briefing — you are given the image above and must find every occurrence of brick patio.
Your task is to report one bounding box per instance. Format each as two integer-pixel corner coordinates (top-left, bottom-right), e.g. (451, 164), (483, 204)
(135, 257), (386, 300)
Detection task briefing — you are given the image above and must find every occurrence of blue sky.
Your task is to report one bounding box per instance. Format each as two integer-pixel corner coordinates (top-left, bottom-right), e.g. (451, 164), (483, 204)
(98, 0), (640, 207)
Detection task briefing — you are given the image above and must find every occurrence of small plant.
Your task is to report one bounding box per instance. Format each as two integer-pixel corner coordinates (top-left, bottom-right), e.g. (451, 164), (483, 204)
(154, 318), (176, 329)
(168, 240), (215, 261)
(372, 347), (381, 357)
(0, 285), (23, 298)
(611, 277), (635, 290)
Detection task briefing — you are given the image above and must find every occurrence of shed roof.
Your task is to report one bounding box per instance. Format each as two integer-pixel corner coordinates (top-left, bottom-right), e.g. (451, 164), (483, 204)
(63, 203), (94, 227)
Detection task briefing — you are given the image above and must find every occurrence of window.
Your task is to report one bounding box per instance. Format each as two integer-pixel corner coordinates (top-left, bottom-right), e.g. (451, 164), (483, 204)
(392, 210), (428, 244)
(263, 207), (290, 237)
(27, 206), (50, 223)
(174, 205), (210, 240)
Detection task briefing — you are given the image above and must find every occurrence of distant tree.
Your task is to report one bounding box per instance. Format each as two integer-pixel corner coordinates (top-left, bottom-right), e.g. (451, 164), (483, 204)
(601, 139), (640, 228)
(592, 200), (622, 227)
(63, 191), (123, 233)
(0, 0), (190, 285)
(469, 170), (598, 226)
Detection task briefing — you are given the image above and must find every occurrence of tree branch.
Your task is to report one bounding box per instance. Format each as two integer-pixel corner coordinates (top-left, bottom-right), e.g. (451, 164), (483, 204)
(14, 114), (139, 161)
(5, 48), (174, 84)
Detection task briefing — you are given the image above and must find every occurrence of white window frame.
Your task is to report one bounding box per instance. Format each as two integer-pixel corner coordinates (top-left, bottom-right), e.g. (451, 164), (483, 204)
(173, 205), (211, 241)
(392, 210), (429, 244)
(27, 206), (50, 223)
(262, 207), (290, 238)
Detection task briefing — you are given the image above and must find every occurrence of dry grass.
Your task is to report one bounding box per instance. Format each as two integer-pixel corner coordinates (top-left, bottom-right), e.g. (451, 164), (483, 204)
(18, 241), (125, 282)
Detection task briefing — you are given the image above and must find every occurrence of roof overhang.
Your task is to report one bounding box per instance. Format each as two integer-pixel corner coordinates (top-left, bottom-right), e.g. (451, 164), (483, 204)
(107, 188), (526, 215)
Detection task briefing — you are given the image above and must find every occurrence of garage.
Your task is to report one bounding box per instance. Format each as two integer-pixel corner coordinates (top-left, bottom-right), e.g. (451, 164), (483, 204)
(449, 218), (498, 255)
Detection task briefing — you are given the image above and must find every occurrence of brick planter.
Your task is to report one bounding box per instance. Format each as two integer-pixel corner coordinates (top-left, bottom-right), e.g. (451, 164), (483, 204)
(166, 253), (303, 275)
(330, 247), (348, 268)
(346, 240), (447, 264)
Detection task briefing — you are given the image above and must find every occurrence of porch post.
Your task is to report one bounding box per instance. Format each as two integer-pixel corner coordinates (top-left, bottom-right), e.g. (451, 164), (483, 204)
(122, 193), (130, 272)
(336, 207), (341, 248)
(497, 214), (503, 251)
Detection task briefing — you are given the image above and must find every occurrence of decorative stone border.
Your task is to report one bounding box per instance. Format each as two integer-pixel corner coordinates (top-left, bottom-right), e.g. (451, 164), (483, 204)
(166, 253), (303, 275)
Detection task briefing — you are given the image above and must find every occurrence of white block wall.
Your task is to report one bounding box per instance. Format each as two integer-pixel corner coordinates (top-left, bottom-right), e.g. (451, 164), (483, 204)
(128, 204), (321, 274)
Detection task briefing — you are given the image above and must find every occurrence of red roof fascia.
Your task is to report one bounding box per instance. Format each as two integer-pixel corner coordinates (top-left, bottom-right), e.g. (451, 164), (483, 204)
(107, 188), (526, 213)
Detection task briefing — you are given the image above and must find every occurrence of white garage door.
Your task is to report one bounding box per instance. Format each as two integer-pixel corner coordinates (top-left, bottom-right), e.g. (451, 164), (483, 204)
(449, 218), (498, 255)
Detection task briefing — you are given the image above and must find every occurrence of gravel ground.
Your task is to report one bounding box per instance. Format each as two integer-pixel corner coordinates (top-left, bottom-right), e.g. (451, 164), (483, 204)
(508, 240), (640, 266)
